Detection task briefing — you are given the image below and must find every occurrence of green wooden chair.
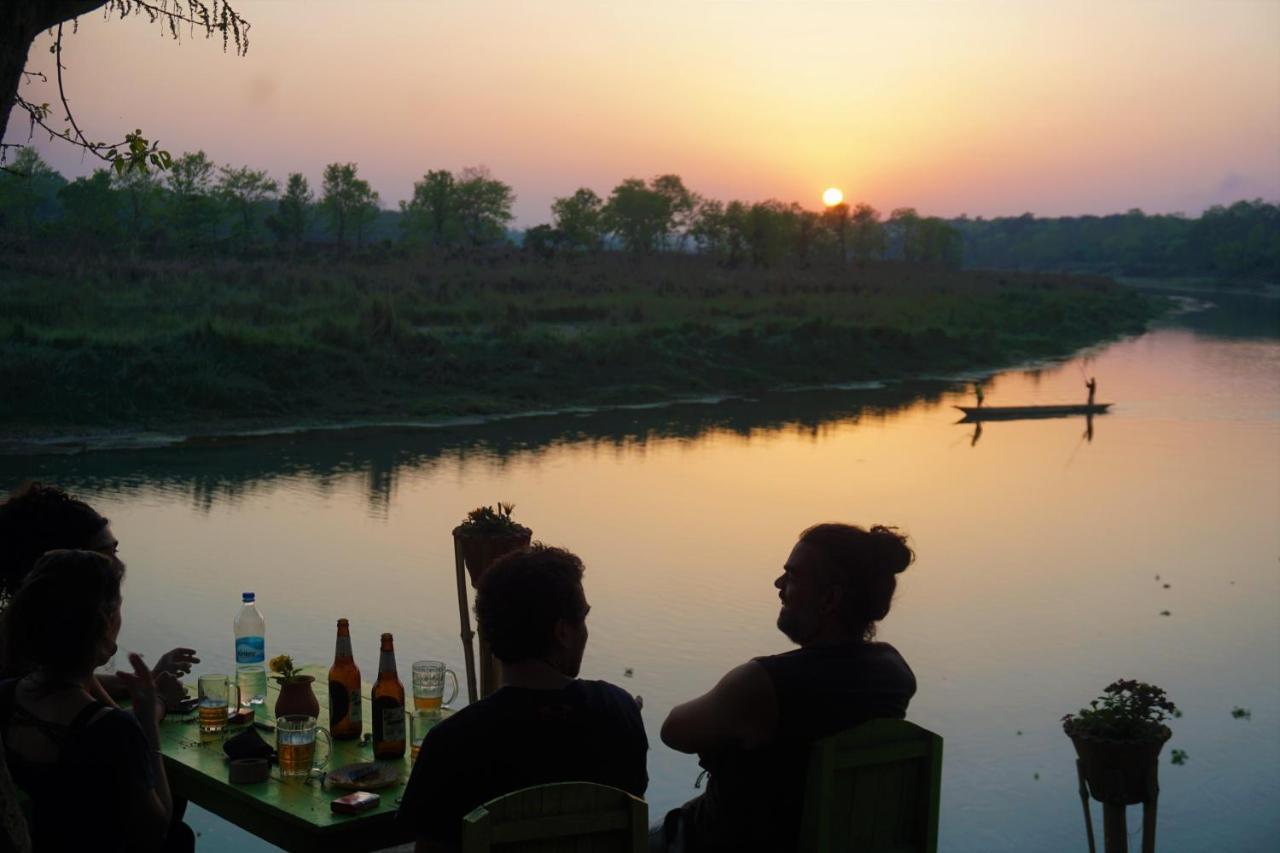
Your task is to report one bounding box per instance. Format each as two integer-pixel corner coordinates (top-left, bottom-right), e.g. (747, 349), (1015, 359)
(799, 718), (943, 853)
(461, 781), (648, 853)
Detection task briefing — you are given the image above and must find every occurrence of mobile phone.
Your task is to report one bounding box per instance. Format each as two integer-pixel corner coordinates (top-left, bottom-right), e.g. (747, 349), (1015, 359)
(331, 791), (380, 814)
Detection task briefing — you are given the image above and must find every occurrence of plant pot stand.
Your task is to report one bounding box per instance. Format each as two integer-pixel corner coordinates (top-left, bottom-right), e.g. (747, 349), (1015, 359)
(1075, 759), (1160, 853)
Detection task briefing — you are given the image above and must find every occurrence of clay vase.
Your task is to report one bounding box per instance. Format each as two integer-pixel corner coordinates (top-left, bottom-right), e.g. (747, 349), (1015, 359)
(274, 676), (320, 719)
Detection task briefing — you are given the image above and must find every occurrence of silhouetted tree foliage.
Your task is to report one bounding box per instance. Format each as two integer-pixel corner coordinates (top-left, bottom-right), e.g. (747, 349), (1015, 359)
(952, 200), (1279, 280)
(321, 162), (379, 249)
(1, 152), (1272, 281)
(551, 187), (605, 252)
(266, 172), (312, 250)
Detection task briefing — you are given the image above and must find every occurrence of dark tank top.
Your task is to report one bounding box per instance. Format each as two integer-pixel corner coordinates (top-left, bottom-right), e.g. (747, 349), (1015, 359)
(680, 642), (916, 853)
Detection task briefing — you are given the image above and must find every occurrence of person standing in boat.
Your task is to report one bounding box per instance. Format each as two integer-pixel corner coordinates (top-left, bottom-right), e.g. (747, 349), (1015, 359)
(974, 383), (985, 408)
(1086, 377), (1097, 407)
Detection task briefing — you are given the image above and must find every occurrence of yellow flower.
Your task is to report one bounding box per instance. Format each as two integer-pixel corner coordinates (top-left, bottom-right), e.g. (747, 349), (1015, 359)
(269, 654), (294, 675)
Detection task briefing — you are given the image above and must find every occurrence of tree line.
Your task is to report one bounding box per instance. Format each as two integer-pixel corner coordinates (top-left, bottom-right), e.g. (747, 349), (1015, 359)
(953, 203), (1279, 281)
(0, 150), (961, 268)
(2, 148), (1273, 279)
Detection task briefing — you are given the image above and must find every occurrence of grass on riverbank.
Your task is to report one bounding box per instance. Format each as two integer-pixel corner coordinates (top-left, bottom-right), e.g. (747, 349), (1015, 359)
(0, 251), (1162, 434)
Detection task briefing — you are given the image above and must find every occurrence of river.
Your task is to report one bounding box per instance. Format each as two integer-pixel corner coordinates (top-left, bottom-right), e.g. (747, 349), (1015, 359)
(3, 286), (1277, 851)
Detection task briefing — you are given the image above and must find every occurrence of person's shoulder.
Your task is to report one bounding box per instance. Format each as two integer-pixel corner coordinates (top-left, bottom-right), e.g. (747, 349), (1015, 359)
(574, 679), (638, 709)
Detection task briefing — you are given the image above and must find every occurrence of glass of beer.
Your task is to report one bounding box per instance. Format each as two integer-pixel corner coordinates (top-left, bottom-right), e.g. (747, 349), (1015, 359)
(275, 715), (332, 780)
(410, 710), (437, 762)
(411, 660), (458, 712)
(197, 674), (240, 735)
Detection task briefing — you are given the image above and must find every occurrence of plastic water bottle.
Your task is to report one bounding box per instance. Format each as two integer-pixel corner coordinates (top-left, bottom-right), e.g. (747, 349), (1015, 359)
(234, 592), (267, 710)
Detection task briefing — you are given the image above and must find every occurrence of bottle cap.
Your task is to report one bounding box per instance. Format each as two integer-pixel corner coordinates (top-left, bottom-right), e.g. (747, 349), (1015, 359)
(242, 592), (255, 602)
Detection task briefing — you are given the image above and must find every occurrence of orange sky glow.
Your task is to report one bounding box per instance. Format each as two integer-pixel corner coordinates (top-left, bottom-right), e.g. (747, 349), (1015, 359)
(7, 0), (1278, 225)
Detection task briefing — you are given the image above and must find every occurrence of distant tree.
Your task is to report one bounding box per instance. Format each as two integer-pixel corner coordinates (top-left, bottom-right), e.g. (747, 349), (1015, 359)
(452, 166), (514, 248)
(217, 164), (278, 253)
(321, 162), (379, 249)
(522, 224), (561, 260)
(0, 146), (62, 240)
(550, 187), (605, 252)
(789, 203), (822, 265)
(167, 150), (221, 247)
(603, 178), (671, 255)
(111, 163), (164, 250)
(57, 168), (121, 248)
(400, 169), (457, 247)
(651, 174), (697, 250)
(889, 207), (922, 261)
(723, 200), (750, 267)
(822, 202), (851, 262)
(917, 217), (963, 268)
(690, 198), (727, 257)
(266, 172), (313, 249)
(745, 200), (793, 268)
(849, 203), (886, 263)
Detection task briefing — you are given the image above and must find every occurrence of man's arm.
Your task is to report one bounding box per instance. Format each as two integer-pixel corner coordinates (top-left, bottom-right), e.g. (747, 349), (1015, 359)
(660, 661), (778, 754)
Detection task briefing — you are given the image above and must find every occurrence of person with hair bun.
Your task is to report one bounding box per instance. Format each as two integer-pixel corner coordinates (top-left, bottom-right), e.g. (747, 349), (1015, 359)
(656, 524), (918, 853)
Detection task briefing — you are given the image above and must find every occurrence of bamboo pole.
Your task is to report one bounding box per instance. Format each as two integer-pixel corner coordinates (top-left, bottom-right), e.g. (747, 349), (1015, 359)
(453, 537), (478, 705)
(1076, 761), (1097, 853)
(1102, 804), (1128, 853)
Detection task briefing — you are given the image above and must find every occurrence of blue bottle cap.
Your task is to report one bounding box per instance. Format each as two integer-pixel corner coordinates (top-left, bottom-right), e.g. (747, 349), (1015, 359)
(242, 592), (255, 602)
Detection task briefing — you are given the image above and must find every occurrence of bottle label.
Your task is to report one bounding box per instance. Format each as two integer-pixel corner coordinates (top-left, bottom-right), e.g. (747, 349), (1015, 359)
(381, 705), (404, 741)
(235, 636), (264, 664)
(373, 697), (404, 742)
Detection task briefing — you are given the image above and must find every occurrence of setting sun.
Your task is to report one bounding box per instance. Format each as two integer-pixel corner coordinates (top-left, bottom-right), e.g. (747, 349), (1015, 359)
(822, 187), (844, 207)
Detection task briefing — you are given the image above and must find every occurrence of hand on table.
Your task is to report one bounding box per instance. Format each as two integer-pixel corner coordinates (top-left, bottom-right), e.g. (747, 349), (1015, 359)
(153, 647), (199, 679)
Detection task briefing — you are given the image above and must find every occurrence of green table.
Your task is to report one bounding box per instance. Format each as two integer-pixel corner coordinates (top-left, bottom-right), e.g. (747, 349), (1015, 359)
(160, 680), (441, 852)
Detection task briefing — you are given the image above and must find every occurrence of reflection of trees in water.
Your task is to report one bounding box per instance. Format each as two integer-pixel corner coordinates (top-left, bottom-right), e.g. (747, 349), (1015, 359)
(0, 381), (960, 512)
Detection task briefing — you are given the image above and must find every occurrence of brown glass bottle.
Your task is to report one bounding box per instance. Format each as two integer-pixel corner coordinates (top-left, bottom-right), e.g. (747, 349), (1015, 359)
(371, 632), (406, 759)
(327, 619), (363, 741)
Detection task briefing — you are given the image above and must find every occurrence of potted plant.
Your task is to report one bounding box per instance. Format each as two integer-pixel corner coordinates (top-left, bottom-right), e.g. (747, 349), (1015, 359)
(270, 654), (320, 719)
(452, 502), (532, 587)
(1063, 679), (1177, 805)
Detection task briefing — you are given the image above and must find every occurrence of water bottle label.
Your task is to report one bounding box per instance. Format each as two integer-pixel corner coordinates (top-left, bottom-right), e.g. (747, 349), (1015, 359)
(235, 636), (265, 664)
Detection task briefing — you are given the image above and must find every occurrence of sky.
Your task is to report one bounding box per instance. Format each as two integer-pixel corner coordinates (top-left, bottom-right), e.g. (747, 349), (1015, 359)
(6, 0), (1279, 226)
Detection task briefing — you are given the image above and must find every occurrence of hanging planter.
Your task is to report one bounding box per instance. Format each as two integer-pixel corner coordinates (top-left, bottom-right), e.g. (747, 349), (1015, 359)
(452, 502), (533, 587)
(1065, 724), (1171, 805)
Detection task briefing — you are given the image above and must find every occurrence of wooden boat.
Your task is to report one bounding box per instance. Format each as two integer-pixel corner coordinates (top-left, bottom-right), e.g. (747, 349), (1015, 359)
(954, 403), (1111, 422)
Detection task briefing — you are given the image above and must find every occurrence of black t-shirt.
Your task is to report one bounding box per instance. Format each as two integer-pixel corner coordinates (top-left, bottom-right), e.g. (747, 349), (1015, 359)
(0, 680), (156, 853)
(397, 678), (648, 847)
(680, 642), (916, 853)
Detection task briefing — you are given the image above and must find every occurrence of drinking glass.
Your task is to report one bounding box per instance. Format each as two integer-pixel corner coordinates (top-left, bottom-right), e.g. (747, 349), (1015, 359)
(197, 674), (240, 734)
(275, 715), (332, 780)
(410, 710), (439, 762)
(411, 660), (458, 712)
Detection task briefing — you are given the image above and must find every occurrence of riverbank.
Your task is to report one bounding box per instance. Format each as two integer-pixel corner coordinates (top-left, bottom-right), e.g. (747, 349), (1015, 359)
(0, 252), (1163, 449)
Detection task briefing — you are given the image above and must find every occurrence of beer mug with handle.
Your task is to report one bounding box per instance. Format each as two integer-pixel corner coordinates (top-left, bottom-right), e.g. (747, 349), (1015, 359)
(276, 715), (332, 779)
(197, 674), (240, 734)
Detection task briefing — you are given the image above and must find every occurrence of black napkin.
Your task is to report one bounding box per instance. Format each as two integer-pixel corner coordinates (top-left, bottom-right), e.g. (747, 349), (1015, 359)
(222, 726), (276, 763)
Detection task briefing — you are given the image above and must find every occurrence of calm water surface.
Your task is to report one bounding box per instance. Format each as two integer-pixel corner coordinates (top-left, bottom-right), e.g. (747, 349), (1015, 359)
(4, 289), (1277, 852)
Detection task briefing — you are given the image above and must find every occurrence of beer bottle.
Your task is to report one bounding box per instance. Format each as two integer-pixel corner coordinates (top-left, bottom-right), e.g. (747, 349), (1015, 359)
(371, 632), (406, 759)
(328, 619), (363, 741)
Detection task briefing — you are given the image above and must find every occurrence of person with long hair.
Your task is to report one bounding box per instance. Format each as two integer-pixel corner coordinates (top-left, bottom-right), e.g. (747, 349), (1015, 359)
(0, 550), (192, 851)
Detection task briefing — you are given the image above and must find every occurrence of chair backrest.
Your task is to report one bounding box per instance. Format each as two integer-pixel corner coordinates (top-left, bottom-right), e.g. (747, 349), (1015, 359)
(799, 718), (943, 853)
(461, 781), (648, 853)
